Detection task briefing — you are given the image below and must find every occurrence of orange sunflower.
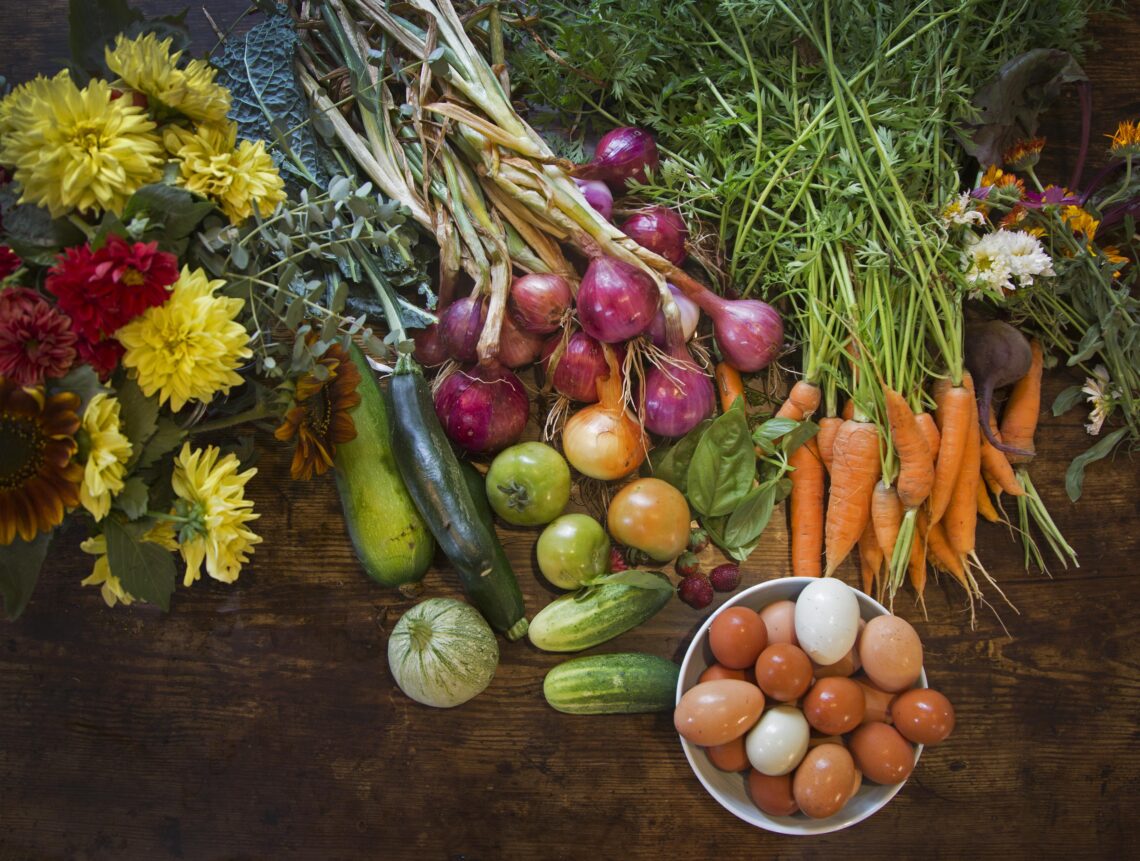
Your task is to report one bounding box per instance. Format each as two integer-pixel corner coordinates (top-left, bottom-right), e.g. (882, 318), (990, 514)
(0, 376), (83, 544)
(273, 340), (362, 480)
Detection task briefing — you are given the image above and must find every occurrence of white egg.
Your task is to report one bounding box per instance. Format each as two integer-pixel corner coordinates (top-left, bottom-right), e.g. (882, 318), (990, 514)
(745, 705), (810, 776)
(794, 578), (861, 666)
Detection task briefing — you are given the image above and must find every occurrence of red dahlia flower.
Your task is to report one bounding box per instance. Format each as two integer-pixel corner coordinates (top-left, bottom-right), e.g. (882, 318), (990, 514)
(45, 235), (178, 341)
(0, 246), (20, 279)
(0, 287), (78, 385)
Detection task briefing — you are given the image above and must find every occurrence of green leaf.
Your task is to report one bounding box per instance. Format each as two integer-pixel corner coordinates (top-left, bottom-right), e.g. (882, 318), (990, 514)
(687, 402), (755, 516)
(0, 193), (86, 266)
(1052, 385), (1086, 417)
(115, 377), (159, 468)
(103, 518), (177, 611)
(752, 417), (799, 454)
(584, 569), (674, 594)
(68, 0), (188, 80)
(123, 184), (215, 241)
(0, 532), (52, 621)
(48, 364), (103, 417)
(1067, 324), (1102, 366)
(114, 476), (150, 520)
(645, 418), (711, 492)
(724, 483), (778, 550)
(780, 420), (820, 455)
(212, 10), (328, 185)
(1065, 427), (1127, 502)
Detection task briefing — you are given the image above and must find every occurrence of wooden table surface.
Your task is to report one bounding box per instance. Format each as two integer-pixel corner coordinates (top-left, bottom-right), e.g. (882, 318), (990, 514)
(3, 3), (1139, 859)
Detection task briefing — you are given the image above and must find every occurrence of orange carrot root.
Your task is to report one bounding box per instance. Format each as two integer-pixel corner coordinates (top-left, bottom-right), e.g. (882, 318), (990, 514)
(816, 416), (843, 474)
(943, 396), (982, 559)
(776, 379), (822, 422)
(824, 420), (881, 576)
(858, 517), (883, 596)
(980, 410), (1024, 496)
(977, 481), (1001, 523)
(871, 482), (903, 573)
(883, 387), (935, 508)
(929, 373), (974, 525)
(789, 438), (825, 578)
(1000, 339), (1043, 464)
(714, 362), (745, 414)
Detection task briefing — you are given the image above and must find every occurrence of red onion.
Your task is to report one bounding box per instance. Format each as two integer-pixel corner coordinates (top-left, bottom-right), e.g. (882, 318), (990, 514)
(576, 255), (660, 344)
(507, 273), (573, 335)
(433, 361), (529, 455)
(574, 178), (614, 221)
(643, 343), (716, 438)
(646, 283), (701, 349)
(690, 292), (784, 373)
(412, 323), (449, 367)
(541, 331), (608, 403)
(439, 295), (486, 363)
(620, 206), (688, 265)
(497, 310), (546, 369)
(578, 127), (660, 191)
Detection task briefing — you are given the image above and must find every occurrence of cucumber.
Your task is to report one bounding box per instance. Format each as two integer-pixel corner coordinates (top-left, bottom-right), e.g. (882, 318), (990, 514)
(527, 570), (673, 652)
(333, 344), (434, 587)
(388, 353), (528, 640)
(543, 652), (680, 714)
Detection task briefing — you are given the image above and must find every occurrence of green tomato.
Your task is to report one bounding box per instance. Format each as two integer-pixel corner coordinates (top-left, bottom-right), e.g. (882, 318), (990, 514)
(536, 514), (611, 590)
(485, 442), (571, 526)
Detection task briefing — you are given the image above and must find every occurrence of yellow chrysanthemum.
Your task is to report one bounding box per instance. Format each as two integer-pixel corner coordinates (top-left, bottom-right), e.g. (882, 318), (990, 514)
(79, 393), (133, 521)
(165, 120), (285, 224)
(115, 265), (251, 412)
(105, 32), (231, 124)
(1109, 120), (1140, 158)
(0, 75), (163, 218)
(170, 442), (261, 586)
(79, 521), (178, 608)
(1062, 205), (1099, 240)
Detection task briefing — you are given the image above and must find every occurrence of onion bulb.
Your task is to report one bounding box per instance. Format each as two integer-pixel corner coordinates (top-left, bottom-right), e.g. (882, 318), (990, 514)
(646, 284), (701, 349)
(688, 291), (784, 373)
(643, 343), (716, 438)
(542, 331), (608, 403)
(497, 311), (546, 369)
(508, 273), (573, 335)
(433, 361), (529, 455)
(439, 295), (486, 363)
(573, 178), (614, 222)
(576, 255), (660, 344)
(412, 323), (449, 367)
(578, 127), (661, 191)
(620, 206), (688, 266)
(562, 345), (648, 480)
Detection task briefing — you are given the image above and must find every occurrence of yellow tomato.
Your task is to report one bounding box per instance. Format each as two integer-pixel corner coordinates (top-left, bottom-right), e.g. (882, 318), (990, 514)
(606, 477), (691, 562)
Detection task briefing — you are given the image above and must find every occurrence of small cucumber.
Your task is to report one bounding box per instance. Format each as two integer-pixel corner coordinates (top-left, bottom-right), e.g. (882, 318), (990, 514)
(543, 652), (680, 714)
(333, 344), (434, 587)
(527, 570), (673, 652)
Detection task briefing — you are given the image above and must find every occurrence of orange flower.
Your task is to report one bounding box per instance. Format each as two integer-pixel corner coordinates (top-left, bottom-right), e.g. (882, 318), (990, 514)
(0, 377), (83, 545)
(1062, 205), (1099, 241)
(1108, 120), (1140, 158)
(273, 339), (362, 480)
(1002, 137), (1046, 170)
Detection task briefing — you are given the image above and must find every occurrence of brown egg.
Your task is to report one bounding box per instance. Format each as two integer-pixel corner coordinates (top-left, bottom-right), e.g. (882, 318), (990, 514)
(807, 734), (845, 749)
(674, 679), (765, 746)
(759, 600), (798, 645)
(849, 722), (916, 784)
(812, 618), (864, 678)
(847, 768), (863, 803)
(891, 688), (956, 745)
(709, 606), (769, 669)
(792, 743), (857, 819)
(748, 769), (799, 817)
(852, 676), (896, 725)
(859, 615), (923, 692)
(754, 643), (814, 702)
(700, 663), (753, 685)
(706, 735), (751, 772)
(802, 677), (866, 735)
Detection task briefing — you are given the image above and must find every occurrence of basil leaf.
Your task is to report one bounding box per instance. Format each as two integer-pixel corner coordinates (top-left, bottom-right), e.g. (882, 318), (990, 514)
(724, 483), (778, 550)
(646, 417), (712, 493)
(780, 420), (820, 454)
(687, 403), (755, 516)
(1065, 427), (1127, 502)
(1052, 385), (1086, 417)
(752, 417), (799, 454)
(585, 569), (673, 593)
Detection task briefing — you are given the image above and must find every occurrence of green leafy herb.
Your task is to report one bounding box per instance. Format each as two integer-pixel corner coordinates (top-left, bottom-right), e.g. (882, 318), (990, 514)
(687, 401), (754, 517)
(645, 417), (712, 492)
(1065, 426), (1127, 501)
(0, 532), (52, 621)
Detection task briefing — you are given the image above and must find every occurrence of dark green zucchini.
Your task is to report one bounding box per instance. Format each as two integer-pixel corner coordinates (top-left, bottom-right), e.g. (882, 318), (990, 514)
(387, 352), (528, 640)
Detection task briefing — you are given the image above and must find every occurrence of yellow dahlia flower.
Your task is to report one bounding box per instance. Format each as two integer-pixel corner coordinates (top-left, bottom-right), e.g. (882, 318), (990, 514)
(170, 442), (261, 586)
(115, 265), (251, 412)
(165, 120), (285, 224)
(0, 75), (163, 218)
(79, 393), (133, 521)
(105, 32), (231, 124)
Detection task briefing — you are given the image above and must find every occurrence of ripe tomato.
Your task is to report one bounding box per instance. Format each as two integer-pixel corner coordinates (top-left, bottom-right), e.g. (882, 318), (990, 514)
(606, 477), (691, 562)
(536, 514), (611, 589)
(485, 442), (571, 526)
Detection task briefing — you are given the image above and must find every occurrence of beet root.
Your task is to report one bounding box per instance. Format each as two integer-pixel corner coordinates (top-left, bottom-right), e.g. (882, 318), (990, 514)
(964, 319), (1035, 457)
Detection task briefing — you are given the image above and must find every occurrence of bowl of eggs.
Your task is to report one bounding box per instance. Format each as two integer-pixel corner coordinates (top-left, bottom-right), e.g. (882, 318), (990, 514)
(674, 577), (955, 835)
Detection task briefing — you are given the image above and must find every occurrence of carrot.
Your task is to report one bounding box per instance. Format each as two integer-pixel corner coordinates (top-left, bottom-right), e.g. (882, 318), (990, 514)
(977, 481), (1001, 523)
(883, 387), (934, 509)
(824, 420), (881, 576)
(871, 482), (903, 573)
(915, 412), (940, 472)
(789, 438), (825, 578)
(858, 518), (883, 596)
(928, 373), (974, 525)
(776, 379), (821, 421)
(906, 520), (927, 601)
(922, 512), (968, 587)
(999, 339), (1043, 464)
(714, 362), (745, 414)
(943, 396), (982, 558)
(841, 399), (855, 421)
(816, 416), (843, 473)
(980, 409), (1024, 496)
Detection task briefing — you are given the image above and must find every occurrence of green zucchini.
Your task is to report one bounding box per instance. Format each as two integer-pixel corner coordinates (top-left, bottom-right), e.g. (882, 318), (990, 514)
(527, 570), (673, 652)
(333, 344), (434, 587)
(387, 352), (528, 640)
(543, 652), (680, 714)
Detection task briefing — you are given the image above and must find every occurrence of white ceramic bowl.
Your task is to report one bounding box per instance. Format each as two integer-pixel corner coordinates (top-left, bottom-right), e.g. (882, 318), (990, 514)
(676, 577), (927, 836)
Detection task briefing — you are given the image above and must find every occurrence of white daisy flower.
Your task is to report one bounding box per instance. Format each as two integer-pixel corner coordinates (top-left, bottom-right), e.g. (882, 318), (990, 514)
(1081, 364), (1118, 436)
